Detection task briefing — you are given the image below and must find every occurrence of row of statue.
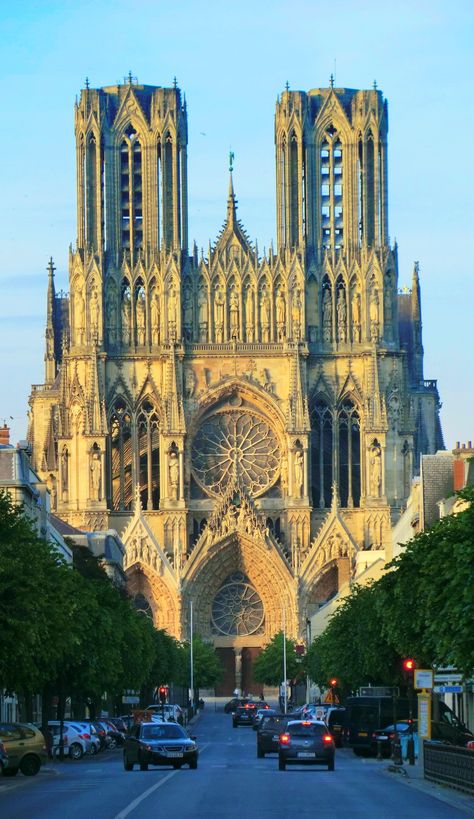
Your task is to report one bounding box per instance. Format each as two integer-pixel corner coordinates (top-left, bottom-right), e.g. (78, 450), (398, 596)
(72, 279), (395, 347)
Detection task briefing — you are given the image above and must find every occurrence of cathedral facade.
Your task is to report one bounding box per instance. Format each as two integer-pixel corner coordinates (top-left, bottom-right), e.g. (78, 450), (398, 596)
(28, 77), (443, 692)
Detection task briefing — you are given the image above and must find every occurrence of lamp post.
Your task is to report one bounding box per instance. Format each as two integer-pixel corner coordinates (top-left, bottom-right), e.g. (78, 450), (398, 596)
(190, 600), (194, 716)
(306, 618), (312, 704)
(282, 608), (287, 714)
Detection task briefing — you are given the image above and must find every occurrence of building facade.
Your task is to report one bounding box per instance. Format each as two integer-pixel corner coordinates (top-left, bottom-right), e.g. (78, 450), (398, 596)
(28, 77), (443, 693)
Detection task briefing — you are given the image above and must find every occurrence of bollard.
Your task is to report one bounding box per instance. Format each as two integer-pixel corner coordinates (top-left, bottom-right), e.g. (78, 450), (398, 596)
(392, 735), (403, 765)
(376, 739), (383, 760)
(407, 735), (415, 765)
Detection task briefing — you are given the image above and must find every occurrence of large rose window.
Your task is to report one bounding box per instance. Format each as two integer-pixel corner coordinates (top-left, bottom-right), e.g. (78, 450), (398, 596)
(211, 572), (264, 636)
(191, 410), (280, 497)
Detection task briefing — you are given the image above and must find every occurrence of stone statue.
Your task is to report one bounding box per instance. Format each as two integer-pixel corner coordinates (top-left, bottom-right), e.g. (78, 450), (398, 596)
(198, 286), (208, 341)
(229, 289), (239, 339)
(214, 288), (225, 342)
(292, 290), (302, 341)
(90, 450), (101, 501)
(184, 368), (196, 397)
(369, 443), (382, 497)
(136, 291), (146, 345)
(168, 287), (178, 339)
(121, 292), (131, 345)
(369, 287), (379, 341)
(293, 449), (304, 498)
(61, 448), (68, 501)
(351, 290), (361, 342)
(276, 289), (286, 339)
(281, 456), (288, 493)
(151, 291), (160, 345)
(245, 287), (254, 342)
(168, 451), (179, 500)
(260, 290), (270, 341)
(183, 286), (194, 340)
(322, 288), (332, 342)
(337, 288), (346, 342)
(75, 289), (85, 345)
(89, 289), (100, 340)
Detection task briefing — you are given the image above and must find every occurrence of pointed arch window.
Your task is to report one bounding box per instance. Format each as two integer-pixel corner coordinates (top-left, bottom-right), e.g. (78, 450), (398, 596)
(311, 400), (333, 508)
(137, 400), (160, 510)
(320, 129), (343, 251)
(338, 400), (360, 507)
(110, 398), (132, 510)
(120, 126), (143, 253)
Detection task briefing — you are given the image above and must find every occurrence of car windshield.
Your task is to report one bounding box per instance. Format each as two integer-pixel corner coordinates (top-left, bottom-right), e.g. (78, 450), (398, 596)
(141, 724), (185, 740)
(261, 716), (290, 729)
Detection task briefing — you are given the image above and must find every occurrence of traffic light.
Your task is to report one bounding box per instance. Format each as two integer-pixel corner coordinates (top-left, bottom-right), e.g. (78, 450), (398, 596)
(329, 677), (338, 688)
(159, 685), (168, 704)
(402, 658), (416, 672)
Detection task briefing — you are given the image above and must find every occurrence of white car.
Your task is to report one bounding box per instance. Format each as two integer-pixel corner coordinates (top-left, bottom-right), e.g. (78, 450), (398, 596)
(146, 704), (184, 724)
(67, 722), (101, 754)
(47, 722), (90, 759)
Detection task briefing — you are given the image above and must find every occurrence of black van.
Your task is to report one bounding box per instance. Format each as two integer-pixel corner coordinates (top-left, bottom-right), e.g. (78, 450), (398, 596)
(344, 695), (473, 754)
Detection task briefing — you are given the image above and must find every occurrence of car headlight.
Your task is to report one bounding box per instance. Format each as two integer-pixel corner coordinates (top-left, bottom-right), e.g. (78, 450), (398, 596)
(187, 743), (197, 751)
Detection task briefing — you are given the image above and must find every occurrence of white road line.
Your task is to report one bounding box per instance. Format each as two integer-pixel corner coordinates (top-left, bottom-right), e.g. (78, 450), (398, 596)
(114, 743), (209, 819)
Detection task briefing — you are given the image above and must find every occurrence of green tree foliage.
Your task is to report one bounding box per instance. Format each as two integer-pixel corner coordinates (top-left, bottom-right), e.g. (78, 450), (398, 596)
(177, 635), (223, 692)
(253, 631), (300, 686)
(304, 584), (401, 693)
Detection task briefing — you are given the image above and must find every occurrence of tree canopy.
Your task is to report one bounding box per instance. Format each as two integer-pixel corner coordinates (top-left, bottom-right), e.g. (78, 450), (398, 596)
(253, 631), (301, 686)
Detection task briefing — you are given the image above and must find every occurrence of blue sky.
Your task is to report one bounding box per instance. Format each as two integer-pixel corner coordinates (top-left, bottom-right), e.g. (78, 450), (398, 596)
(0, 0), (473, 449)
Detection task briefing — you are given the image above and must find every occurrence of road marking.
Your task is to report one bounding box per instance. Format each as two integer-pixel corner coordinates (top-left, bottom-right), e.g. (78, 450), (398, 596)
(114, 743), (209, 818)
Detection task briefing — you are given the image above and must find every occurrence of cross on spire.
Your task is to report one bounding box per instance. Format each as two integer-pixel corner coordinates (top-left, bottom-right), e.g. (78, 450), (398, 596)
(330, 74), (334, 88)
(173, 76), (177, 89)
(285, 80), (289, 92)
(373, 79), (377, 90)
(85, 77), (90, 90)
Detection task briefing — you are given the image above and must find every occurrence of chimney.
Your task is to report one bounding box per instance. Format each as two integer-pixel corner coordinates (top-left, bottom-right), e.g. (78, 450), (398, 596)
(0, 423), (10, 446)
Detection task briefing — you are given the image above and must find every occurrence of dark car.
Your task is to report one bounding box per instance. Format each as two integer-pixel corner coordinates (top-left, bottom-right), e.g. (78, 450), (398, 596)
(224, 697), (251, 714)
(0, 740), (8, 773)
(278, 720), (335, 771)
(252, 706), (274, 730)
(256, 713), (292, 757)
(371, 721), (414, 756)
(233, 703), (258, 727)
(123, 721), (198, 770)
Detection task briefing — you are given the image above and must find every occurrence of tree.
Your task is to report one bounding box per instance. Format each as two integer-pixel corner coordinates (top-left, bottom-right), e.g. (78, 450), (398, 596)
(253, 631), (300, 686)
(176, 636), (223, 695)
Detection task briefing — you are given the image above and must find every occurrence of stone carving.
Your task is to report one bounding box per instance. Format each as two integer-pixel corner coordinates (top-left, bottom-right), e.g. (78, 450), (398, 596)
(292, 290), (302, 341)
(214, 287), (225, 342)
(168, 451), (179, 500)
(89, 289), (100, 340)
(229, 289), (239, 339)
(184, 367), (197, 397)
(121, 291), (131, 345)
(198, 285), (208, 341)
(322, 288), (332, 342)
(351, 290), (361, 342)
(183, 285), (193, 340)
(151, 291), (160, 345)
(61, 448), (68, 500)
(167, 287), (178, 340)
(276, 289), (286, 340)
(90, 449), (101, 501)
(245, 287), (254, 342)
(280, 456), (288, 493)
(260, 290), (270, 342)
(369, 286), (379, 341)
(106, 291), (117, 345)
(293, 449), (304, 498)
(369, 442), (382, 497)
(336, 288), (346, 342)
(136, 291), (146, 345)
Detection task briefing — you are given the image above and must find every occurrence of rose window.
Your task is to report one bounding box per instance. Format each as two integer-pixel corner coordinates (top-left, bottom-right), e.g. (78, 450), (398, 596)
(211, 572), (264, 636)
(191, 410), (280, 497)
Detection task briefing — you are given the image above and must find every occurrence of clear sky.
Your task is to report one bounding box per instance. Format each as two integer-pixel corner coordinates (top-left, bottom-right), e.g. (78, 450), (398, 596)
(0, 0), (473, 450)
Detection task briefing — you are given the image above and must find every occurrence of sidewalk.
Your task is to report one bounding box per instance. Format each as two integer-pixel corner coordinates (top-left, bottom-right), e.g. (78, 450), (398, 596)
(382, 758), (474, 815)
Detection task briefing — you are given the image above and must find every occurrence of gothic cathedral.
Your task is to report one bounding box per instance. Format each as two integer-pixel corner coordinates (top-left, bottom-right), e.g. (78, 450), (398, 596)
(28, 77), (443, 690)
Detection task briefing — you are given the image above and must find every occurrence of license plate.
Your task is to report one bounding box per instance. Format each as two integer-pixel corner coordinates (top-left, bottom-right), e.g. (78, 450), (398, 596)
(297, 752), (316, 758)
(378, 735), (388, 740)
(272, 735), (279, 741)
(358, 732), (368, 737)
(165, 752), (183, 758)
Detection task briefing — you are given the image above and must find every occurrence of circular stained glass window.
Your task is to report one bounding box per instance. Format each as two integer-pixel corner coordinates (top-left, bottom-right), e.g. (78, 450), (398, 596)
(211, 572), (264, 636)
(191, 410), (280, 497)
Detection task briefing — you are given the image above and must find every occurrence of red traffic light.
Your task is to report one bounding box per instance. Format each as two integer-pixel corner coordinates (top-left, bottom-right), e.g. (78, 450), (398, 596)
(158, 685), (168, 703)
(403, 658), (416, 672)
(329, 678), (338, 687)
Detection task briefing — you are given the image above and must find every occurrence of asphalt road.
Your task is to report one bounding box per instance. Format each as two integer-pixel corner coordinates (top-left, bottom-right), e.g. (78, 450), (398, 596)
(1, 706), (473, 819)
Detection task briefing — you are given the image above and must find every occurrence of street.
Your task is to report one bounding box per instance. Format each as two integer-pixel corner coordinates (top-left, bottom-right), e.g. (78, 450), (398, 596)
(1, 705), (472, 819)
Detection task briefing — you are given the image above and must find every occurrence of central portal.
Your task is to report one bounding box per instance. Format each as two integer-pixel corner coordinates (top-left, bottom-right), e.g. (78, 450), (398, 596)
(215, 646), (263, 697)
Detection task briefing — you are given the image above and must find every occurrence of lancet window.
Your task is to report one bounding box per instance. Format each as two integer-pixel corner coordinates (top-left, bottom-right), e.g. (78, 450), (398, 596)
(109, 398), (160, 511)
(120, 126), (143, 252)
(311, 399), (361, 508)
(320, 129), (343, 250)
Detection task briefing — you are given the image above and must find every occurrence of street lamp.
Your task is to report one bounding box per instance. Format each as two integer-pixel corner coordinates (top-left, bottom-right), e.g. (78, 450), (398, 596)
(190, 601), (194, 716)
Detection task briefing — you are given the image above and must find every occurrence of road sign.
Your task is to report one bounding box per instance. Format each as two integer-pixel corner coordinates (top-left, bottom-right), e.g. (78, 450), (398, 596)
(414, 669), (433, 690)
(122, 695), (140, 704)
(434, 674), (463, 683)
(433, 685), (463, 694)
(359, 686), (398, 697)
(418, 693), (431, 739)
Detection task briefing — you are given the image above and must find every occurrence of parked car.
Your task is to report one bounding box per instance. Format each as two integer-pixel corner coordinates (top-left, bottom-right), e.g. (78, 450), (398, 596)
(145, 704), (184, 725)
(47, 722), (90, 759)
(123, 721), (198, 770)
(256, 713), (292, 757)
(252, 707), (275, 730)
(0, 722), (47, 776)
(278, 720), (335, 771)
(371, 721), (415, 757)
(67, 722), (101, 754)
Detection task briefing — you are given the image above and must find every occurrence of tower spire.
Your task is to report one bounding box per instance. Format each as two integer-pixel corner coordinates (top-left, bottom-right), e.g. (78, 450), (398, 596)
(226, 152), (237, 227)
(44, 257), (57, 384)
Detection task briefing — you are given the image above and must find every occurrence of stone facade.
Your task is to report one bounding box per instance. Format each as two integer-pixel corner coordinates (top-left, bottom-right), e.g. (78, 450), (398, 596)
(27, 77), (443, 692)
